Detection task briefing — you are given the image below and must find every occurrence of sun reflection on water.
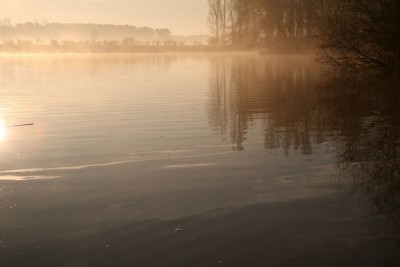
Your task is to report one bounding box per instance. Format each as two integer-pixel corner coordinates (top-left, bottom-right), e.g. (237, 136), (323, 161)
(0, 120), (6, 142)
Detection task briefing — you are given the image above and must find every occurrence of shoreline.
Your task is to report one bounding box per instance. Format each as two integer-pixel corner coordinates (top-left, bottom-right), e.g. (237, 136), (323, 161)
(0, 45), (317, 55)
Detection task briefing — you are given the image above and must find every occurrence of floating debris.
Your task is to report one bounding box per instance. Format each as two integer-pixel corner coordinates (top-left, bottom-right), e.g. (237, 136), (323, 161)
(175, 228), (183, 232)
(7, 123), (34, 128)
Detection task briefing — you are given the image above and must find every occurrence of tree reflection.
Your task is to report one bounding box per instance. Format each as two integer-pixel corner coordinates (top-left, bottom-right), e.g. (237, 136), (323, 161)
(208, 57), (400, 256)
(331, 77), (400, 258)
(208, 55), (326, 153)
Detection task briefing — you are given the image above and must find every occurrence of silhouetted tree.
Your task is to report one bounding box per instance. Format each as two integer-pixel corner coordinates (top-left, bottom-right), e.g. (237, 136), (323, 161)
(208, 0), (325, 49)
(208, 0), (400, 71)
(319, 0), (400, 73)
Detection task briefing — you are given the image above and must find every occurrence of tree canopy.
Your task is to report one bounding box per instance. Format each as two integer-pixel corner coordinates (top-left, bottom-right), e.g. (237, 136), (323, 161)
(207, 0), (400, 73)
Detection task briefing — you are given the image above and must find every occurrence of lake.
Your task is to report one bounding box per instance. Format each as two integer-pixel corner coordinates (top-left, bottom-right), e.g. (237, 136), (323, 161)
(0, 54), (399, 266)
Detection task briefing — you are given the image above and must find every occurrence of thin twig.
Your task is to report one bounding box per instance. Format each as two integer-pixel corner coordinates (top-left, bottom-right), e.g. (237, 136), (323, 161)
(7, 123), (34, 128)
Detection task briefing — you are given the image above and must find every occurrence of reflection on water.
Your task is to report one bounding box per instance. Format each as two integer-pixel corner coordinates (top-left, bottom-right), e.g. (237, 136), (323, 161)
(0, 54), (215, 172)
(0, 54), (399, 265)
(331, 78), (400, 259)
(208, 56), (325, 153)
(0, 119), (5, 142)
(208, 57), (400, 260)
(207, 56), (400, 209)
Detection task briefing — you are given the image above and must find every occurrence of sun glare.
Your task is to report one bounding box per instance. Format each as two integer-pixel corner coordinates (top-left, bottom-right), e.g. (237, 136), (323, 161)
(0, 120), (6, 142)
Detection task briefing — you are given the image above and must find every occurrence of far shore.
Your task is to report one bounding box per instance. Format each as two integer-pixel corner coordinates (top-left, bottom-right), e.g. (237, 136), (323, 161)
(0, 45), (317, 55)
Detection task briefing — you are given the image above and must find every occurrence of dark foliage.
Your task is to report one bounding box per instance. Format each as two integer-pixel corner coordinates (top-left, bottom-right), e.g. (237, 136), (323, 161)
(208, 0), (324, 51)
(319, 0), (400, 73)
(208, 0), (400, 73)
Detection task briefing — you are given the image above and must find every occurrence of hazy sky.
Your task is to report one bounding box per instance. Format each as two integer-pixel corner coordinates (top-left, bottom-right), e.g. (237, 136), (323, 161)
(2, 0), (209, 35)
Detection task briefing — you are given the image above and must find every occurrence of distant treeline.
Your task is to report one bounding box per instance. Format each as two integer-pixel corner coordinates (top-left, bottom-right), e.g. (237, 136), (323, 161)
(0, 20), (171, 41)
(208, 0), (400, 73)
(0, 20), (209, 51)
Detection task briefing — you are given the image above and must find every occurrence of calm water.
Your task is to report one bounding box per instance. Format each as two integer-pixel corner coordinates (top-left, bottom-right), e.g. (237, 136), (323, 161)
(0, 54), (399, 266)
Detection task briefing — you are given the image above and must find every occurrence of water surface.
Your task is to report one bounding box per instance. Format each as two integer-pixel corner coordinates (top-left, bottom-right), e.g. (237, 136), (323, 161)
(0, 54), (399, 266)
